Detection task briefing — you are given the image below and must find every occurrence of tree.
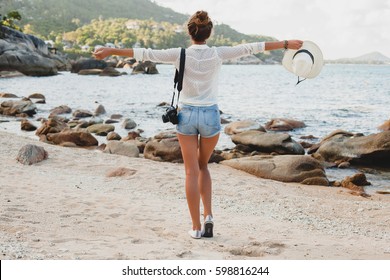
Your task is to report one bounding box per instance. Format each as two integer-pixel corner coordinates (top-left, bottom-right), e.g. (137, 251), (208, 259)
(0, 10), (23, 31)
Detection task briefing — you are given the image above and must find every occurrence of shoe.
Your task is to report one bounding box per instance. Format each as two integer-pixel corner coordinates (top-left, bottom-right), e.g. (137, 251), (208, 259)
(188, 229), (201, 239)
(202, 215), (214, 238)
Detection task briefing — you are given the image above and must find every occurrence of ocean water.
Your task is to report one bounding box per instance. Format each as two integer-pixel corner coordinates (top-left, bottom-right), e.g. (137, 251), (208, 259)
(1, 64), (389, 193)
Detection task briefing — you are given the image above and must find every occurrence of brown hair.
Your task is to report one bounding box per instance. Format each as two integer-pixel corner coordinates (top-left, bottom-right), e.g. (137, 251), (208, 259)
(187, 11), (213, 42)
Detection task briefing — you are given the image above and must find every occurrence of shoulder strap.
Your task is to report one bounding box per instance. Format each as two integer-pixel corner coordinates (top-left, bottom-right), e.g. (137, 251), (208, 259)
(177, 48), (186, 92)
(172, 48), (186, 107)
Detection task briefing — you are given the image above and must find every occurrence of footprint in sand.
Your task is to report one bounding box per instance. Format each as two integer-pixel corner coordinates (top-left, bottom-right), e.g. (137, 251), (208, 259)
(105, 167), (137, 177)
(229, 241), (286, 258)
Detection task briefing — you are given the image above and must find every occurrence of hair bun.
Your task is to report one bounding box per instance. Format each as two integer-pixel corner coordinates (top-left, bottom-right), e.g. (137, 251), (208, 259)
(194, 11), (210, 26)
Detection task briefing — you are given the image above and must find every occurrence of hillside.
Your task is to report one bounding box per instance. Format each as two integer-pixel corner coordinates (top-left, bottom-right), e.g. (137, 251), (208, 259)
(329, 52), (390, 64)
(1, 0), (282, 63)
(1, 0), (188, 36)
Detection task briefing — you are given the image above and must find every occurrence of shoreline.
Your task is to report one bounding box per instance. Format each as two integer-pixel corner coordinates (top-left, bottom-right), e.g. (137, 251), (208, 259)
(1, 130), (389, 260)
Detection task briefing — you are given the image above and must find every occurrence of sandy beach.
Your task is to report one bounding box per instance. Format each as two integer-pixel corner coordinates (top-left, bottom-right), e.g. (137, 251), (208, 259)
(0, 130), (389, 260)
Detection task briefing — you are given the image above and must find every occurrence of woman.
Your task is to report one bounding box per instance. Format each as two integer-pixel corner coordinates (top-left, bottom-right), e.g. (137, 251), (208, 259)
(93, 11), (303, 239)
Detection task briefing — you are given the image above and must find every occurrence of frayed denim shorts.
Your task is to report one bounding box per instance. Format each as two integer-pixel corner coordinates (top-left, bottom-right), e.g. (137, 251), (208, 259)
(176, 104), (221, 138)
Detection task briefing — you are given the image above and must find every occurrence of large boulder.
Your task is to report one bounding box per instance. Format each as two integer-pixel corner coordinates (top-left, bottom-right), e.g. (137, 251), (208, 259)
(222, 155), (329, 186)
(0, 99), (37, 116)
(131, 61), (158, 74)
(265, 118), (306, 131)
(144, 132), (182, 163)
(41, 130), (98, 147)
(231, 130), (305, 155)
(49, 105), (72, 117)
(16, 144), (48, 165)
(224, 120), (266, 135)
(378, 120), (390, 131)
(71, 58), (108, 73)
(36, 117), (68, 136)
(0, 26), (67, 76)
(312, 130), (390, 166)
(103, 141), (139, 158)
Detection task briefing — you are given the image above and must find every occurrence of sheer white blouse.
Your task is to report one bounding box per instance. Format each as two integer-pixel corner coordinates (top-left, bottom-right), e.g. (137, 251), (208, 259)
(133, 42), (265, 106)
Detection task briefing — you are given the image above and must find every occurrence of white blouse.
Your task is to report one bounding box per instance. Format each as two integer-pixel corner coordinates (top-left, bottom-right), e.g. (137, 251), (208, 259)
(133, 42), (265, 106)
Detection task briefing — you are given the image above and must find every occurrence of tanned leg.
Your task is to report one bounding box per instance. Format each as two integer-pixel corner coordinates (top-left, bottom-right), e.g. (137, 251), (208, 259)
(198, 133), (219, 218)
(177, 134), (201, 230)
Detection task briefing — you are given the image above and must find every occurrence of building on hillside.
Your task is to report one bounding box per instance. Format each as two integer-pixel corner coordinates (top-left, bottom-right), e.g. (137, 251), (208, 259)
(126, 20), (140, 30)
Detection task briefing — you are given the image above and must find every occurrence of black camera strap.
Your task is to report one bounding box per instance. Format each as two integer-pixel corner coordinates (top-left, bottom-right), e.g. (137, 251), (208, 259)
(171, 48), (186, 109)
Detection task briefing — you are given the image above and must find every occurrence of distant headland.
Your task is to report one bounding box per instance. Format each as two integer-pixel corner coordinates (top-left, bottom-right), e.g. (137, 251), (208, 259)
(326, 52), (390, 65)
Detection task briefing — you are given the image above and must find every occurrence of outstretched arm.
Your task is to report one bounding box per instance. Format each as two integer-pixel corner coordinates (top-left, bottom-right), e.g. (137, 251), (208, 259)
(265, 40), (303, 51)
(93, 47), (134, 60)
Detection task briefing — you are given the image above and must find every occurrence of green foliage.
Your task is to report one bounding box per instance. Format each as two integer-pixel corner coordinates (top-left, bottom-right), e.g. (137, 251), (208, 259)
(1, 0), (188, 37)
(0, 10), (23, 31)
(63, 18), (189, 49)
(1, 0), (283, 62)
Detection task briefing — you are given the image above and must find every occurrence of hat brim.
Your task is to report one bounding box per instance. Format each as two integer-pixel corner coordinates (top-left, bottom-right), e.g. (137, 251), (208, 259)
(282, 41), (323, 79)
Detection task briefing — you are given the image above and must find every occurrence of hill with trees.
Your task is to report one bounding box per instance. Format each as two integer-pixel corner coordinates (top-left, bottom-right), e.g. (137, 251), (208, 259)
(1, 0), (283, 62)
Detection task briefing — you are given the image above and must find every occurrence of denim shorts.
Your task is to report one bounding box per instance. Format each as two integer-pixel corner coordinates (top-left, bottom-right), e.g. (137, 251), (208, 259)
(176, 104), (221, 138)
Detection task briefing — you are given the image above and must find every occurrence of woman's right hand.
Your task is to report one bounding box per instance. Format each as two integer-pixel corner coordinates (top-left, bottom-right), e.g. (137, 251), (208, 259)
(287, 40), (303, 50)
(92, 47), (112, 60)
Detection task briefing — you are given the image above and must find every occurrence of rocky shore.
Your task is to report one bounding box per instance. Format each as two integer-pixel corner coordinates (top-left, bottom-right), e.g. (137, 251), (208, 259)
(1, 90), (390, 198)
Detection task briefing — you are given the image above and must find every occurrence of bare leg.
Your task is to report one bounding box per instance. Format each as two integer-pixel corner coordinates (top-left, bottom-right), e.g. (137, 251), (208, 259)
(177, 134), (201, 230)
(198, 134), (219, 218)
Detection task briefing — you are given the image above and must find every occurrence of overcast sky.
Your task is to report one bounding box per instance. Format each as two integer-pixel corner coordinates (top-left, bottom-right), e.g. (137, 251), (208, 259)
(154, 0), (390, 59)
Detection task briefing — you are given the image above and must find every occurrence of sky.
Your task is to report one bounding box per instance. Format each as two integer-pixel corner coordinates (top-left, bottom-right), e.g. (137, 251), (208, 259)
(153, 0), (390, 60)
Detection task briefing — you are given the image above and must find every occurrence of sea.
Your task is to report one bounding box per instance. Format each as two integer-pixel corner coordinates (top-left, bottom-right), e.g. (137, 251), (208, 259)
(1, 63), (389, 193)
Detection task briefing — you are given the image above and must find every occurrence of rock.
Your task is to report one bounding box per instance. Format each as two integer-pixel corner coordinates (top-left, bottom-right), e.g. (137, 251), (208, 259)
(0, 26), (63, 76)
(42, 130), (98, 147)
(122, 118), (137, 129)
(231, 130), (305, 155)
(312, 130), (390, 166)
(71, 58), (108, 73)
(122, 130), (142, 141)
(72, 109), (93, 118)
(36, 117), (68, 136)
(224, 120), (266, 135)
(27, 93), (45, 100)
(94, 104), (106, 116)
(104, 119), (119, 124)
(144, 133), (182, 163)
(340, 173), (371, 197)
(49, 105), (72, 117)
(28, 93), (45, 104)
(131, 61), (158, 74)
(86, 124), (115, 136)
(103, 141), (139, 157)
(87, 117), (104, 126)
(222, 155), (329, 185)
(16, 144), (48, 165)
(107, 132), (122, 141)
(111, 114), (123, 119)
(378, 120), (390, 131)
(21, 119), (37, 131)
(0, 99), (37, 116)
(265, 118), (306, 131)
(78, 69), (103, 75)
(0, 93), (18, 98)
(99, 67), (122, 76)
(337, 162), (351, 169)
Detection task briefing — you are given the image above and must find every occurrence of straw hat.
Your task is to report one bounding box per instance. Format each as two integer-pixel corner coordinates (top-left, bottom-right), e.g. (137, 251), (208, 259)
(282, 41), (323, 80)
